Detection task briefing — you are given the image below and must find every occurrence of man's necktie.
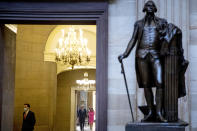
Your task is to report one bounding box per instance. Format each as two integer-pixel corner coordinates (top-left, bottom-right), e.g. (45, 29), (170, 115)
(24, 113), (26, 119)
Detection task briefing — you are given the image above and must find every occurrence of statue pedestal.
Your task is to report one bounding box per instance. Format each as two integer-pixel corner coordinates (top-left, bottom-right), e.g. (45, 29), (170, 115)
(125, 120), (188, 131)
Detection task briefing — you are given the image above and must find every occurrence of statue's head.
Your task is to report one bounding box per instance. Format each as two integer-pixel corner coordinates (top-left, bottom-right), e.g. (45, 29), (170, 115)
(143, 0), (157, 14)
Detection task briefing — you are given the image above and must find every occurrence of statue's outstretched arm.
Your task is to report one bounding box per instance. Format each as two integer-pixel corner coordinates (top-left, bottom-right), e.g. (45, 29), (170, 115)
(123, 22), (139, 58)
(118, 22), (138, 63)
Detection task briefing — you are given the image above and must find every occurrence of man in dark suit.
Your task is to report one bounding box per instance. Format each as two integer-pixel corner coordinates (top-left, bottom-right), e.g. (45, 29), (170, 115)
(118, 0), (167, 122)
(77, 105), (87, 131)
(22, 104), (36, 131)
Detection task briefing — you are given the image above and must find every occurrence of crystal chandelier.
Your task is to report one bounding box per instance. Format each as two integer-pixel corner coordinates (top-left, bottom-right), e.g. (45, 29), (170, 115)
(55, 26), (91, 69)
(76, 72), (96, 90)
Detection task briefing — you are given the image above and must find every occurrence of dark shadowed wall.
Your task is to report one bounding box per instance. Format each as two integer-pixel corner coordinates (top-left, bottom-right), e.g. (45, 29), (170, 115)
(0, 26), (16, 131)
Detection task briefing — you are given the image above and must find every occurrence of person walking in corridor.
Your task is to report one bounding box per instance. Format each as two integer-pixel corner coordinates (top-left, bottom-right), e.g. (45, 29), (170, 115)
(78, 105), (87, 131)
(88, 108), (94, 131)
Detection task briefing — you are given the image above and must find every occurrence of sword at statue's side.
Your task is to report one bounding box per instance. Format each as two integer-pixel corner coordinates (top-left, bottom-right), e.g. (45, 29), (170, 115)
(119, 60), (134, 122)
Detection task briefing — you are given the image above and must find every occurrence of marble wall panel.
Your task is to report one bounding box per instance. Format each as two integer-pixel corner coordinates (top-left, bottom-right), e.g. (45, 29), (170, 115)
(190, 30), (197, 45)
(108, 0), (137, 130)
(108, 125), (125, 131)
(190, 0), (197, 130)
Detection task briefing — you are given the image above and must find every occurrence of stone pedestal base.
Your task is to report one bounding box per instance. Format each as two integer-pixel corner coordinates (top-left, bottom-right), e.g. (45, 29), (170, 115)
(125, 120), (188, 131)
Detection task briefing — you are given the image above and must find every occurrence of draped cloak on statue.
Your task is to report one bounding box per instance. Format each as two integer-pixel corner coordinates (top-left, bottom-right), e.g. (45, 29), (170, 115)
(161, 23), (189, 98)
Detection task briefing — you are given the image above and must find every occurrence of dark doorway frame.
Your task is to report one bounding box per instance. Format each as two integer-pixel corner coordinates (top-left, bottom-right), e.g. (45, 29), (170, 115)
(0, 2), (108, 131)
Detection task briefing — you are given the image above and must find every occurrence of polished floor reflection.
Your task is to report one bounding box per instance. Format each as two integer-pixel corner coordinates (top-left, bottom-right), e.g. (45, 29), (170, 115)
(76, 122), (95, 131)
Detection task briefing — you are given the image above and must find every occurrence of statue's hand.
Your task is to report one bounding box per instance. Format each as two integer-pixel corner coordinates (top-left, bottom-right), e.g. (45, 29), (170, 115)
(118, 54), (125, 63)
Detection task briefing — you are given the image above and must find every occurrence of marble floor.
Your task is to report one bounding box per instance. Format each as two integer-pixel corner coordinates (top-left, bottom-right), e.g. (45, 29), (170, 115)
(76, 123), (95, 131)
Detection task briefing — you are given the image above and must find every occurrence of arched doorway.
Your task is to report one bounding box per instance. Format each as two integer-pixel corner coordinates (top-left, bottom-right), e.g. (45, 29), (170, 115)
(44, 25), (97, 131)
(56, 69), (96, 131)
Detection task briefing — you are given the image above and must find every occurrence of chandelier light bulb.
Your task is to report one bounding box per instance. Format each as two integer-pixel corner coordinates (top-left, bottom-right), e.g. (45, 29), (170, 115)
(87, 49), (91, 56)
(61, 29), (64, 37)
(79, 29), (83, 36)
(84, 39), (88, 46)
(59, 38), (63, 47)
(58, 50), (61, 58)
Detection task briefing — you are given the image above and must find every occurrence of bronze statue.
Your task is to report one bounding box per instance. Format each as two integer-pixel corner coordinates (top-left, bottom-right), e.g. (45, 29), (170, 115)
(118, 0), (168, 122)
(119, 0), (189, 123)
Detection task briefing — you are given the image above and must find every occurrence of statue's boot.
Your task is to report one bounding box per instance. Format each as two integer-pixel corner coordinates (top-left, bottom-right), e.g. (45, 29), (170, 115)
(141, 108), (154, 122)
(142, 88), (154, 122)
(156, 88), (167, 123)
(157, 111), (167, 122)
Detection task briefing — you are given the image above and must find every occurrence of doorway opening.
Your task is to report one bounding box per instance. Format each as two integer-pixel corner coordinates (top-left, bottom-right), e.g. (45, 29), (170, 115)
(58, 69), (96, 131)
(74, 90), (96, 131)
(2, 24), (96, 131)
(0, 2), (108, 131)
(46, 25), (97, 131)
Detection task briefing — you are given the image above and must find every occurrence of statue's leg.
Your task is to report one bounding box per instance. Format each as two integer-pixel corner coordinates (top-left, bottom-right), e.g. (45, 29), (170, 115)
(142, 88), (154, 121)
(137, 58), (154, 121)
(144, 88), (154, 109)
(156, 88), (167, 122)
(152, 59), (167, 122)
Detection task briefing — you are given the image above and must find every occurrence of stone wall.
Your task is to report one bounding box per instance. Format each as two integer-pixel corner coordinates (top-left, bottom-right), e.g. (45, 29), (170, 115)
(108, 0), (137, 130)
(14, 25), (57, 131)
(189, 0), (197, 130)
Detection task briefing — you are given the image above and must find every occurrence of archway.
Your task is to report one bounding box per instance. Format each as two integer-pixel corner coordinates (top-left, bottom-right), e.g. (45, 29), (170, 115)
(44, 25), (96, 131)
